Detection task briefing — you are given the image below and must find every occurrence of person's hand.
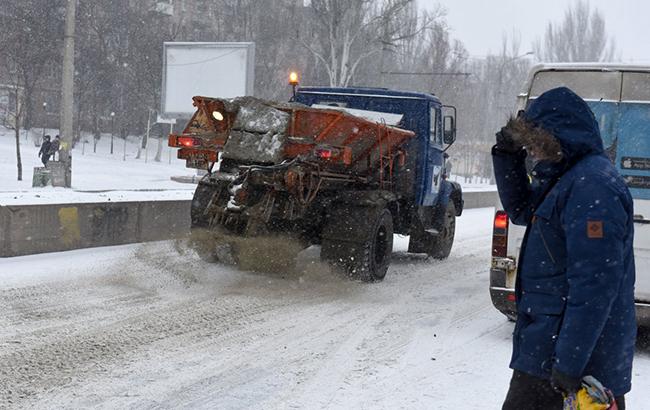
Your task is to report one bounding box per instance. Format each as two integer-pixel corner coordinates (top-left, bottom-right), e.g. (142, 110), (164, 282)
(550, 368), (582, 395)
(494, 127), (523, 154)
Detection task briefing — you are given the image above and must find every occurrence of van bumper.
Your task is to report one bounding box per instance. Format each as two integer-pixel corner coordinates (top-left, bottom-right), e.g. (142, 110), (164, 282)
(490, 286), (517, 320)
(489, 268), (517, 320)
(637, 302), (650, 328)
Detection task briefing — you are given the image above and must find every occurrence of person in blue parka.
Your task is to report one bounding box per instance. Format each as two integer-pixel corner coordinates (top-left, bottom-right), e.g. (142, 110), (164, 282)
(493, 87), (636, 410)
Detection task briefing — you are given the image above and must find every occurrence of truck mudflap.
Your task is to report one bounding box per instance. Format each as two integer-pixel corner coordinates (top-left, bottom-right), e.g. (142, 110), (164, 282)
(438, 180), (463, 216)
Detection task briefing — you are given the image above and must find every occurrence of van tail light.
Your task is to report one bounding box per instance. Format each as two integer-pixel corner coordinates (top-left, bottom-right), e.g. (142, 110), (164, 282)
(492, 210), (509, 257)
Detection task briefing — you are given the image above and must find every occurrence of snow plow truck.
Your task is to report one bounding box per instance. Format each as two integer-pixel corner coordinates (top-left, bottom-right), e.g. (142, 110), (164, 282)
(169, 81), (463, 282)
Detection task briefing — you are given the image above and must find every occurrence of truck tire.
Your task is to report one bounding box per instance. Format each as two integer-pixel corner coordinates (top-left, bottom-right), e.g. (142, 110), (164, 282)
(408, 201), (456, 259)
(321, 208), (393, 282)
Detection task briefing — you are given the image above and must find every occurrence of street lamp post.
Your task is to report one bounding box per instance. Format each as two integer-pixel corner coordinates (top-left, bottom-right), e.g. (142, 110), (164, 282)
(41, 102), (47, 146)
(496, 51), (534, 97)
(110, 111), (115, 154)
(494, 51), (534, 116)
(145, 108), (154, 163)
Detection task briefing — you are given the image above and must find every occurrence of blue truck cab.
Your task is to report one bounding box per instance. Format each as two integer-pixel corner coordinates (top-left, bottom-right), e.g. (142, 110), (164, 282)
(294, 86), (463, 222)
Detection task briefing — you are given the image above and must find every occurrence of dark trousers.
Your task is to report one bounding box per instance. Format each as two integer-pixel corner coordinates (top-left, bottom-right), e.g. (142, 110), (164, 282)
(502, 370), (625, 410)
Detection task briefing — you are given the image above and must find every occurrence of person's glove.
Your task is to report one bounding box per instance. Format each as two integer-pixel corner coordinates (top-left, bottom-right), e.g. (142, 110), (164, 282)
(494, 127), (523, 154)
(551, 367), (582, 395)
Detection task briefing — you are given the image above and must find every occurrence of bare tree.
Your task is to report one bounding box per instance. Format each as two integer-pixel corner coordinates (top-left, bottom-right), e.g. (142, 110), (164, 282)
(1, 84), (25, 181)
(534, 0), (617, 62)
(0, 0), (64, 180)
(304, 0), (436, 87)
(439, 33), (532, 181)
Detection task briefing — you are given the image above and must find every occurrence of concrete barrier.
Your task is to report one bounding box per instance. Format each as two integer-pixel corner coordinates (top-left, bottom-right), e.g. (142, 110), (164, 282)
(0, 191), (496, 258)
(0, 201), (190, 257)
(462, 190), (498, 211)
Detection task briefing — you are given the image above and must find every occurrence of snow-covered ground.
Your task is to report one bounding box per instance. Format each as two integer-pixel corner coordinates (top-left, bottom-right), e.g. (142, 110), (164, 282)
(0, 127), (196, 202)
(1, 208), (648, 409)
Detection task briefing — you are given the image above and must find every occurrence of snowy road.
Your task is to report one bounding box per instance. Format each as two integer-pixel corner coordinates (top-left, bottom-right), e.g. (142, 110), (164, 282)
(1, 208), (649, 409)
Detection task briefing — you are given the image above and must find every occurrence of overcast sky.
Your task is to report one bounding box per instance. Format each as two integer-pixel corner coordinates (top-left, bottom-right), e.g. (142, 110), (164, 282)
(419, 0), (650, 63)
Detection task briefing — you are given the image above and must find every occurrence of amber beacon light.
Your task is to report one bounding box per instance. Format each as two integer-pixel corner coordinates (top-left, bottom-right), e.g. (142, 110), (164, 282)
(289, 71), (299, 98)
(289, 71), (299, 86)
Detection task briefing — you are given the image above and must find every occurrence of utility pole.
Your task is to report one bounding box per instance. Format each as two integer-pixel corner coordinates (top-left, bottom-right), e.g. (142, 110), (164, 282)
(110, 112), (115, 153)
(59, 0), (76, 187)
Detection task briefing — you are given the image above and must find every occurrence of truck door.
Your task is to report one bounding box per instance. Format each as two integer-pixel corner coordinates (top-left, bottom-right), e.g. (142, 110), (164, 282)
(618, 71), (650, 304)
(423, 104), (443, 206)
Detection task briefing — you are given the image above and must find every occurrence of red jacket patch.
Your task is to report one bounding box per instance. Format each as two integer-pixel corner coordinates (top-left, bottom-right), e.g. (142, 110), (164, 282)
(587, 220), (604, 239)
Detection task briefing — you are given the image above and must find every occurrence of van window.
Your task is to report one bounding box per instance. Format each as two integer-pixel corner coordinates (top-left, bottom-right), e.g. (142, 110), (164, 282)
(530, 71), (621, 101)
(622, 72), (650, 101)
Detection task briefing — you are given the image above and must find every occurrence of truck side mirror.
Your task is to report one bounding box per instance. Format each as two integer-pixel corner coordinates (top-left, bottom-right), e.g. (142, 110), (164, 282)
(443, 115), (456, 145)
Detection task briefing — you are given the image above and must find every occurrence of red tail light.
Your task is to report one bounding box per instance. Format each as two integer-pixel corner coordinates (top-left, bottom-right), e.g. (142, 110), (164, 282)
(494, 212), (508, 230)
(316, 148), (334, 159)
(492, 210), (509, 257)
(177, 136), (201, 147)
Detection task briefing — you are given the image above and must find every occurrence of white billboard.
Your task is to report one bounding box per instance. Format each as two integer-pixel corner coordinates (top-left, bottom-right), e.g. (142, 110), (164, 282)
(161, 42), (255, 118)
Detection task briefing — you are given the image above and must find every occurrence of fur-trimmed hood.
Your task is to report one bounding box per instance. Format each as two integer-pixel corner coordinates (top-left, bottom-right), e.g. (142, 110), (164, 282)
(502, 115), (563, 163)
(520, 87), (604, 163)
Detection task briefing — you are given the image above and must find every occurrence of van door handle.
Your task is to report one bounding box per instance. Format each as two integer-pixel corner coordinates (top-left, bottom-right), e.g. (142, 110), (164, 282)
(634, 214), (650, 224)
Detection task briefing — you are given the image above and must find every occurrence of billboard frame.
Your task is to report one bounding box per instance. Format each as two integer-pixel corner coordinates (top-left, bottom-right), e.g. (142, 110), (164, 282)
(160, 42), (255, 119)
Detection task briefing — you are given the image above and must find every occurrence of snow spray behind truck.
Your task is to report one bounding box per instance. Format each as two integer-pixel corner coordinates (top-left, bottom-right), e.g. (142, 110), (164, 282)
(169, 78), (463, 281)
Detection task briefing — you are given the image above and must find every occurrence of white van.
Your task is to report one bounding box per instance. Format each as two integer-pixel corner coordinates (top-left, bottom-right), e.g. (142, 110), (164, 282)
(489, 63), (650, 326)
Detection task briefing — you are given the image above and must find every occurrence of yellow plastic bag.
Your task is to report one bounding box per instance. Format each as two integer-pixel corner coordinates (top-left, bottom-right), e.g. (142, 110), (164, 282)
(563, 376), (616, 410)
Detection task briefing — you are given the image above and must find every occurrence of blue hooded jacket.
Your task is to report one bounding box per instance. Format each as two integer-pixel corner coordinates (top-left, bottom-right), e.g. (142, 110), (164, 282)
(492, 87), (636, 396)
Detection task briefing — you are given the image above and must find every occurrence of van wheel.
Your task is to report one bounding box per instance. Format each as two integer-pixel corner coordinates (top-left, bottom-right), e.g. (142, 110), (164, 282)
(408, 201), (456, 259)
(322, 208), (393, 282)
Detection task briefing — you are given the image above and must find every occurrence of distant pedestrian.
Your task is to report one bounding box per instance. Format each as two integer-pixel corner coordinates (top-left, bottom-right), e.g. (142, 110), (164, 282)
(39, 135), (52, 166)
(50, 135), (61, 161)
(493, 87), (635, 410)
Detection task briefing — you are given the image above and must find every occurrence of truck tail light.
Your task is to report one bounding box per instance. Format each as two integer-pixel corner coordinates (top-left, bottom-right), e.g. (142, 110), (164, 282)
(177, 136), (202, 147)
(316, 148), (333, 159)
(492, 210), (509, 257)
(313, 145), (352, 164)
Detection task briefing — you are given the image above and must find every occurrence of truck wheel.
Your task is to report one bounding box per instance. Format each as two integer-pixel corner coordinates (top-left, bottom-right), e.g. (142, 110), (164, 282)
(322, 208), (393, 282)
(430, 201), (456, 259)
(408, 201), (456, 259)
